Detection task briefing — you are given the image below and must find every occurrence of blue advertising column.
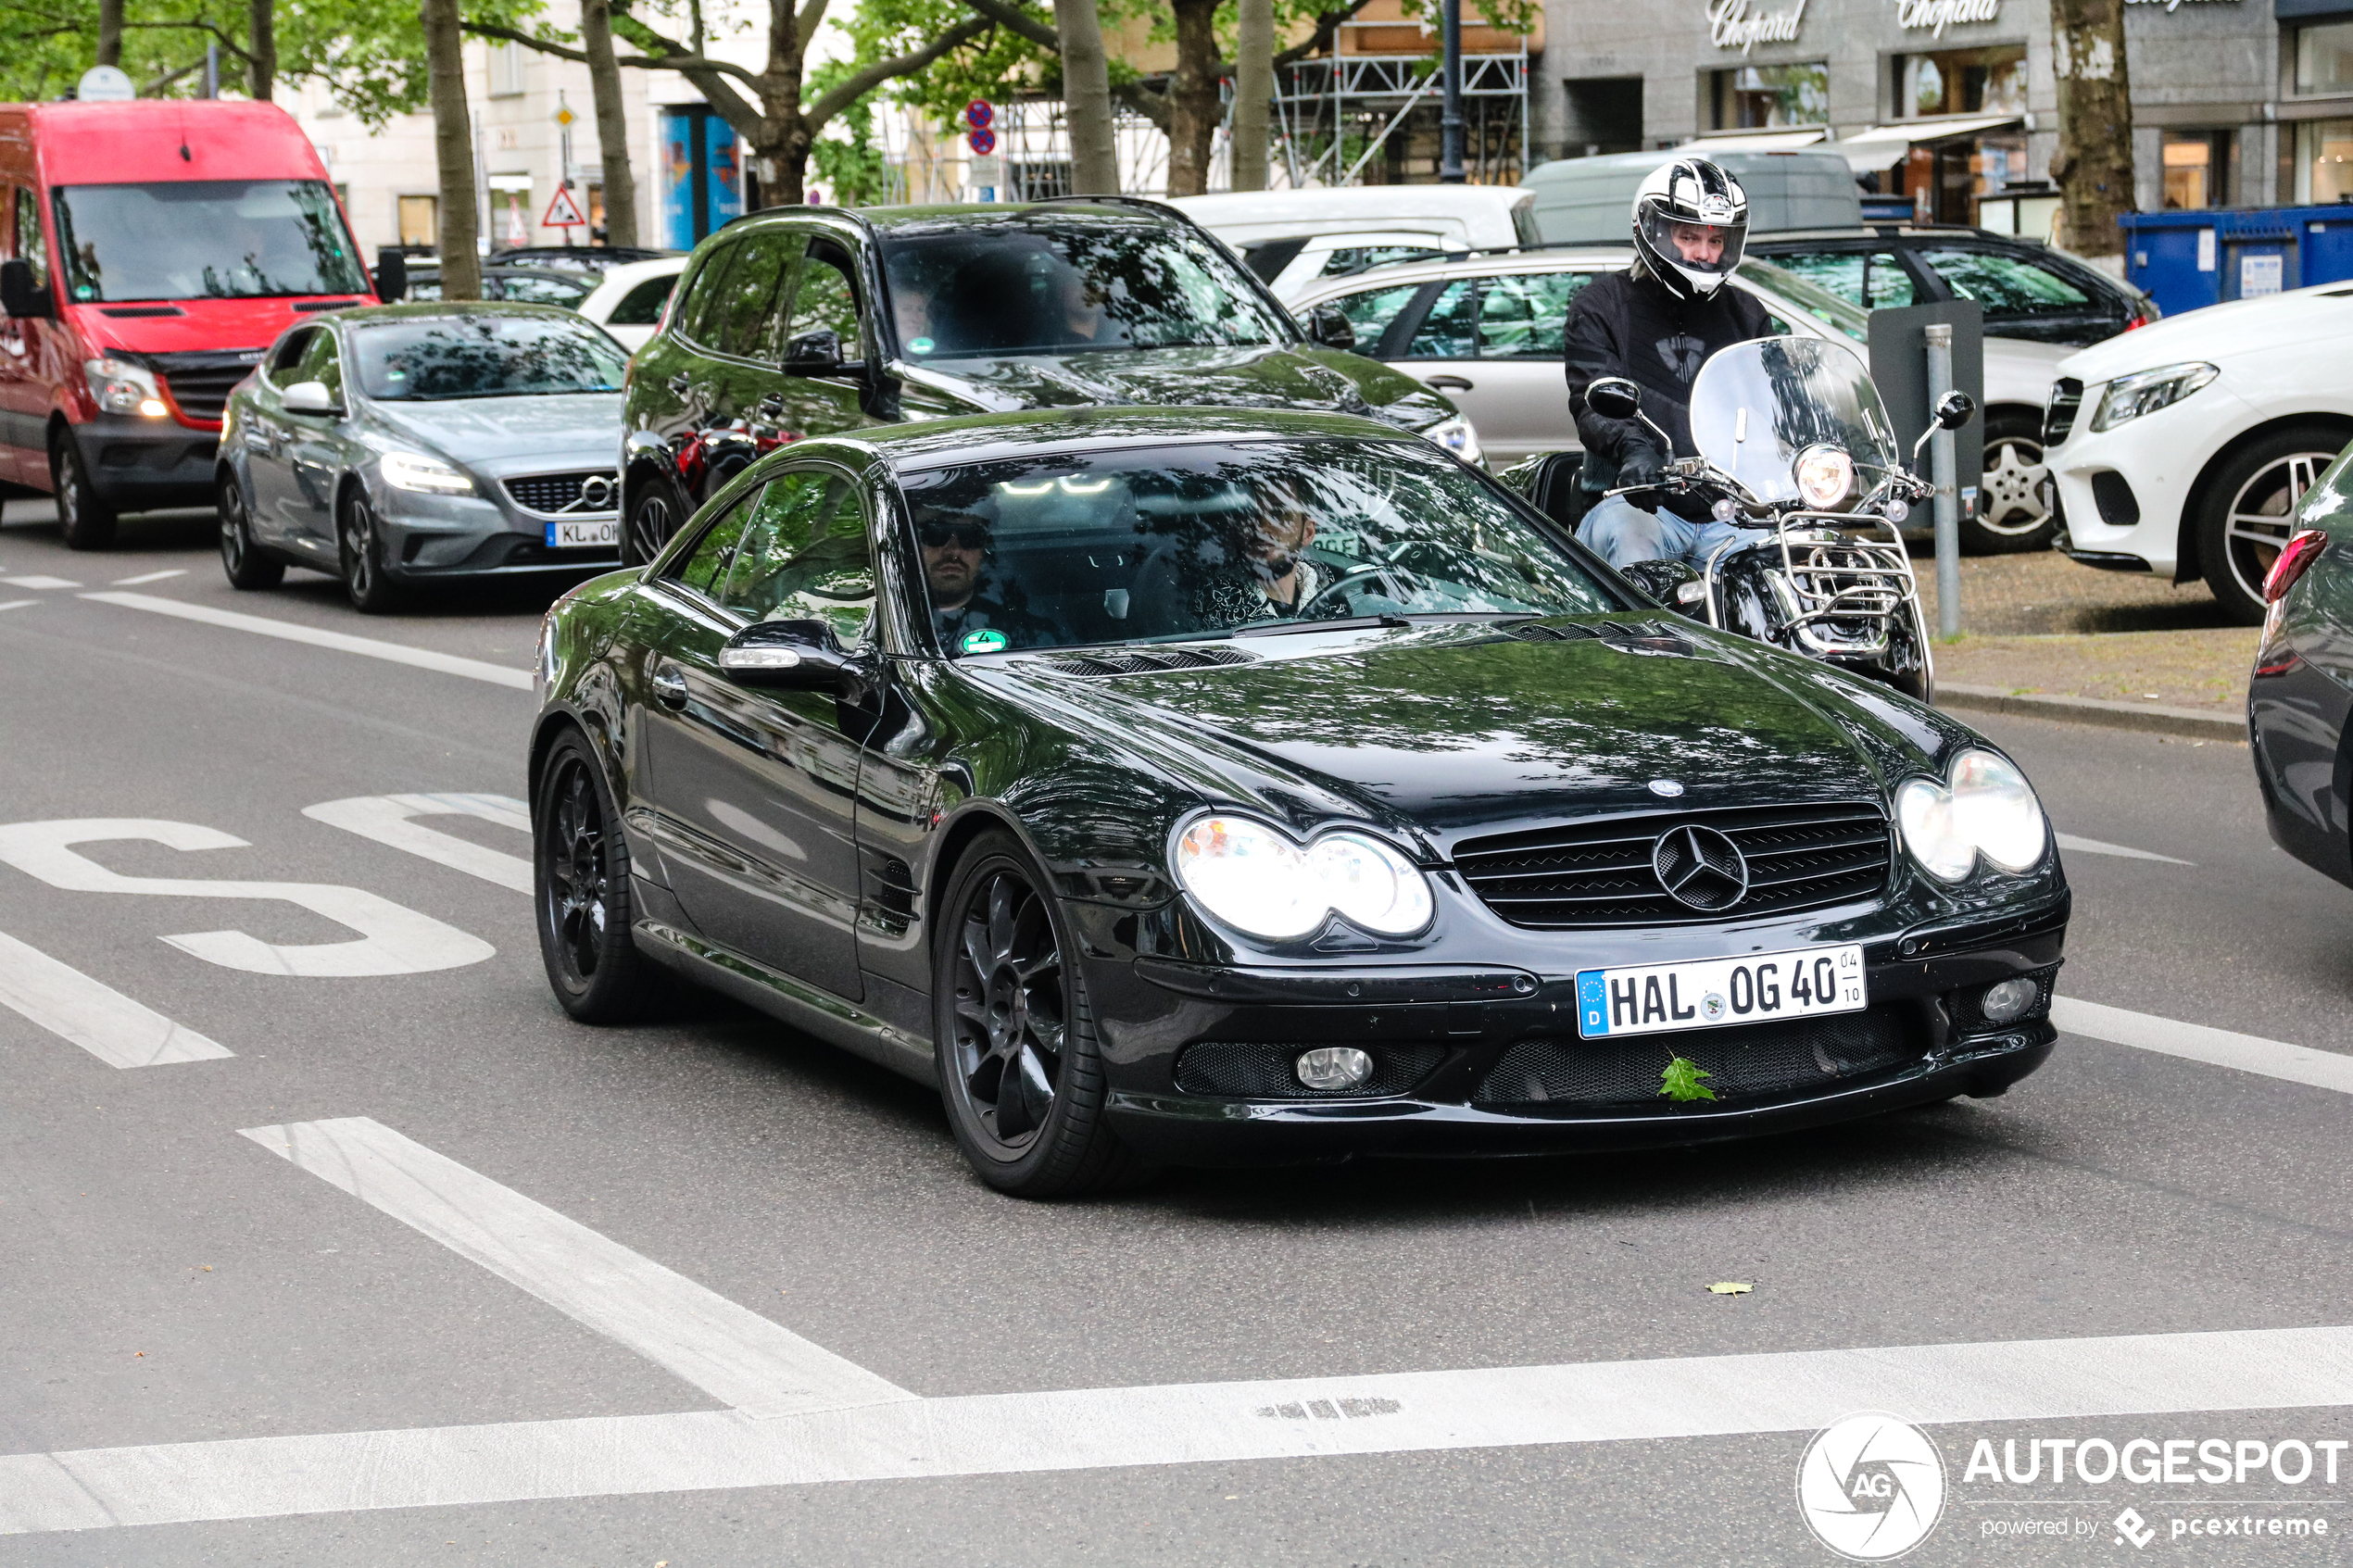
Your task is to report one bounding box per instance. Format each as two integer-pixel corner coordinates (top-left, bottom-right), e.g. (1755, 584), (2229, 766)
(659, 107), (745, 248)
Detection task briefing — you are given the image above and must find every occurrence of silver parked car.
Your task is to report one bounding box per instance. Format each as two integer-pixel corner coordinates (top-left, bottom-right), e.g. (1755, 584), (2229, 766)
(215, 303), (627, 610)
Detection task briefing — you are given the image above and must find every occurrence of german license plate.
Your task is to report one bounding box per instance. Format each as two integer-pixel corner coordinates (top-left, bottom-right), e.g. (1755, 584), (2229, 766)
(1575, 944), (1865, 1039)
(547, 519), (618, 549)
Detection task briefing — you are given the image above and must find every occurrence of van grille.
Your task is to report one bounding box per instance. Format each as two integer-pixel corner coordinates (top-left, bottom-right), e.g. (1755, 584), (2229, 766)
(150, 348), (265, 425)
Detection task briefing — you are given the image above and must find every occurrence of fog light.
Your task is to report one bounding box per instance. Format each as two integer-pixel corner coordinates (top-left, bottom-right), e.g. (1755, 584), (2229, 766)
(1980, 977), (2038, 1023)
(1295, 1046), (1373, 1091)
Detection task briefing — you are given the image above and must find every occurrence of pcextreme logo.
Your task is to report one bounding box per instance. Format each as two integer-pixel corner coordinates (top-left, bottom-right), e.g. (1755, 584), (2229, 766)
(1797, 1411), (1949, 1560)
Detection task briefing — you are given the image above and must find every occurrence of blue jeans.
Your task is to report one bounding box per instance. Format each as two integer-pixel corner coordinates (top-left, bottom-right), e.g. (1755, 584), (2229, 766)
(1580, 495), (1768, 571)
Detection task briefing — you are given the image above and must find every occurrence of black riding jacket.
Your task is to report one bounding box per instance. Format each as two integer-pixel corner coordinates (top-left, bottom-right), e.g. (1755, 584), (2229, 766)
(1564, 264), (1772, 489)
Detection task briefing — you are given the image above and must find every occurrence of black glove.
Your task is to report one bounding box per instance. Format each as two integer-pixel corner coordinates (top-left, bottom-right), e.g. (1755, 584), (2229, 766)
(1615, 444), (1667, 488)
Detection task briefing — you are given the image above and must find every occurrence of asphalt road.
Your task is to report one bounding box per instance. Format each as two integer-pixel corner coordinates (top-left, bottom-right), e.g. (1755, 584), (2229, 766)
(5, 506), (2353, 1566)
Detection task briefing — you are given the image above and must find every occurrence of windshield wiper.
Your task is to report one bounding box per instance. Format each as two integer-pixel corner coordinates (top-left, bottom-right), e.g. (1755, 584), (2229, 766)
(1233, 614), (1411, 638)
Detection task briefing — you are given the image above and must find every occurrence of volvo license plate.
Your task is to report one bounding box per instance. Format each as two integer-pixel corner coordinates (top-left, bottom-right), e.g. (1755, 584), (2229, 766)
(547, 519), (618, 549)
(1575, 945), (1864, 1039)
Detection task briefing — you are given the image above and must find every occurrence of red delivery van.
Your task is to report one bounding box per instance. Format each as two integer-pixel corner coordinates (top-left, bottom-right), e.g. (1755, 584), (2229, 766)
(0, 99), (374, 548)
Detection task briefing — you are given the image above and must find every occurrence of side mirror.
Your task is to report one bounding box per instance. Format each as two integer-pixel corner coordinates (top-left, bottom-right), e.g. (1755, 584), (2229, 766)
(374, 248), (409, 303)
(718, 618), (855, 690)
(0, 258), (53, 320)
(1303, 302), (1357, 352)
(1933, 389), (1976, 430)
(1618, 558), (1704, 610)
(782, 328), (846, 377)
(1584, 376), (1642, 420)
(281, 380), (342, 416)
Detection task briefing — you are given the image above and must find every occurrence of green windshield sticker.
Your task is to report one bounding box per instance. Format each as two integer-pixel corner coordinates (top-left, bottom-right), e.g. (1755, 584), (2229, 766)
(909, 335), (936, 356)
(959, 627), (1009, 654)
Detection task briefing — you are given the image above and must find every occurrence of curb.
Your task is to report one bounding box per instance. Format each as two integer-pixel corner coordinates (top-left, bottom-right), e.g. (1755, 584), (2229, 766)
(1936, 682), (2247, 744)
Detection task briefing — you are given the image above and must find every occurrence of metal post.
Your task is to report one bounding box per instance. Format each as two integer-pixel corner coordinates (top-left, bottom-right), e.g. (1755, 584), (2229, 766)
(1925, 321), (1960, 639)
(203, 42), (219, 98)
(1439, 0), (1466, 183)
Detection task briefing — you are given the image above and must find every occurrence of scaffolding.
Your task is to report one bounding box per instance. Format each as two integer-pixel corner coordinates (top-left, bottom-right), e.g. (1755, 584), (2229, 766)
(1274, 33), (1529, 188)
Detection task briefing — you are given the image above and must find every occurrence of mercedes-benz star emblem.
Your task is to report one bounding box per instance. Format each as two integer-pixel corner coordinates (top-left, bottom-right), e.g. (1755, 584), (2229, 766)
(1652, 823), (1749, 912)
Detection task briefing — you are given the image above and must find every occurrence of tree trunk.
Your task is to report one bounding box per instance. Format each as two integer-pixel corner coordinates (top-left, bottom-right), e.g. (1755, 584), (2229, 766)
(2049, 0), (2134, 260)
(248, 0), (277, 101)
(1054, 0), (1120, 194)
(1166, 0), (1220, 197)
(95, 0), (122, 68)
(580, 0), (639, 246)
(421, 0), (481, 298)
(1231, 0), (1272, 192)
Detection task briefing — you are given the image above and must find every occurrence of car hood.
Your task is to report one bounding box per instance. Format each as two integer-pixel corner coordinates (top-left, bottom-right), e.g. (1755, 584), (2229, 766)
(2059, 284), (2353, 385)
(897, 343), (1453, 430)
(364, 393), (624, 464)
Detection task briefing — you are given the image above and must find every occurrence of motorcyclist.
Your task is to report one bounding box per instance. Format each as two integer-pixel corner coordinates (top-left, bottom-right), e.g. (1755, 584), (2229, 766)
(1566, 157), (1775, 571)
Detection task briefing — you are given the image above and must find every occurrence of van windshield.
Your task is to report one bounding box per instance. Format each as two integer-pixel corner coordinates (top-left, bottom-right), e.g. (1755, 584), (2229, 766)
(52, 180), (367, 303)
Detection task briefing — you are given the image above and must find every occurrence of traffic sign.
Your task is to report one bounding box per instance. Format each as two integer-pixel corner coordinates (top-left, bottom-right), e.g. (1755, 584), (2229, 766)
(964, 100), (993, 131)
(541, 184), (588, 229)
(967, 127), (997, 157)
(551, 104), (578, 128)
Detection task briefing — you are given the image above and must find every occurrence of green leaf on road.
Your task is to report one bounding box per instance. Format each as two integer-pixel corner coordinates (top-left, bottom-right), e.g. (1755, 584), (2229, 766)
(1659, 1055), (1717, 1102)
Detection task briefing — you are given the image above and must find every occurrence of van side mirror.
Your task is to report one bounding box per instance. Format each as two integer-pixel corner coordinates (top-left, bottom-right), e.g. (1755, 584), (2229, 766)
(718, 618), (855, 690)
(374, 248), (409, 303)
(0, 258), (53, 320)
(1303, 302), (1356, 352)
(282, 380), (342, 417)
(782, 328), (847, 377)
(1933, 390), (1976, 430)
(1584, 376), (1642, 420)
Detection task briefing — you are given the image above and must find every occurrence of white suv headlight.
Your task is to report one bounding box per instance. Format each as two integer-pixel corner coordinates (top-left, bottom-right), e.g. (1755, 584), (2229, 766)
(1423, 414), (1482, 466)
(1173, 816), (1433, 940)
(83, 357), (167, 418)
(380, 449), (475, 495)
(2089, 361), (2218, 433)
(1895, 748), (2048, 884)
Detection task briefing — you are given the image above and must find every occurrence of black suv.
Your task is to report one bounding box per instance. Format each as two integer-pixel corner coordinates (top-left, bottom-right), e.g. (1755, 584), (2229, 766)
(618, 198), (1471, 562)
(1748, 226), (2157, 347)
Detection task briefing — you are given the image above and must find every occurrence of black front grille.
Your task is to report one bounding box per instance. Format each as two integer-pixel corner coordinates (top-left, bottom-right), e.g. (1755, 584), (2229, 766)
(1453, 801), (1892, 930)
(1037, 646), (1257, 676)
(504, 471), (619, 515)
(2045, 376), (2082, 446)
(149, 348), (265, 423)
(1470, 1008), (1922, 1107)
(2091, 471), (2140, 530)
(1174, 1041), (1444, 1098)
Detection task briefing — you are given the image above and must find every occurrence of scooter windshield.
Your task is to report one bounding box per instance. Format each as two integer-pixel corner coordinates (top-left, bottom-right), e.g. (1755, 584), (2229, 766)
(1687, 336), (1903, 508)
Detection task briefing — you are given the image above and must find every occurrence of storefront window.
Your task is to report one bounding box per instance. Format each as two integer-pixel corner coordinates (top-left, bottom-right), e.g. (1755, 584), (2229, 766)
(2161, 131), (2231, 210)
(1704, 62), (1830, 131)
(1894, 45), (2026, 119)
(2296, 119), (2353, 205)
(2295, 21), (2353, 96)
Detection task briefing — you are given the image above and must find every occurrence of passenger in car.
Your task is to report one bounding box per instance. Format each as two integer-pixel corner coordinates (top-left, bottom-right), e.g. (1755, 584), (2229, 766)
(1133, 476), (1327, 633)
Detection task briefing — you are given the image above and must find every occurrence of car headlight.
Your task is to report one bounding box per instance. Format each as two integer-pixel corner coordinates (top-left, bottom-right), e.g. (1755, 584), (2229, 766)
(380, 449), (475, 495)
(2089, 361), (2218, 433)
(1173, 815), (1434, 940)
(1895, 748), (2048, 884)
(1793, 444), (1854, 509)
(1423, 414), (1482, 465)
(83, 357), (167, 419)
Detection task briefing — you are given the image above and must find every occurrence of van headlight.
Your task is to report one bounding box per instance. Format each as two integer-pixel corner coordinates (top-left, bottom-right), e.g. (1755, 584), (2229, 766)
(1895, 748), (2048, 884)
(84, 357), (167, 418)
(2089, 362), (2218, 433)
(1173, 816), (1433, 940)
(1423, 414), (1482, 465)
(380, 449), (475, 495)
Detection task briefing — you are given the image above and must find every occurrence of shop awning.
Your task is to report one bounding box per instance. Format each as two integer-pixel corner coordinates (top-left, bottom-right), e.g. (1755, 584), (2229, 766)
(1674, 129), (1831, 154)
(1831, 115), (2023, 173)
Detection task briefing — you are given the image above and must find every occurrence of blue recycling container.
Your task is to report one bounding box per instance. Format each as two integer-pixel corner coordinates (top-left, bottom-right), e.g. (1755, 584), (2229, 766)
(2120, 206), (2353, 317)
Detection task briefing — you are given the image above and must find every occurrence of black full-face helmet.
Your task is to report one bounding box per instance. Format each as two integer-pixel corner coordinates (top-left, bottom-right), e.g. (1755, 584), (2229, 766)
(1631, 157), (1750, 301)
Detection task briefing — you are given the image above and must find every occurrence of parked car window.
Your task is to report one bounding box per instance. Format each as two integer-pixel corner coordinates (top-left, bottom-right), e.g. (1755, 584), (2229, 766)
(709, 233), (796, 359)
(606, 273), (676, 327)
(1739, 257), (1870, 342)
(718, 472), (875, 646)
(1913, 247), (2090, 314)
(348, 315), (628, 401)
(1317, 243), (1445, 281)
(13, 188), (45, 284)
(494, 270), (595, 309)
(1764, 249), (1914, 309)
(49, 179), (366, 302)
(1402, 279), (1479, 358)
(782, 245), (865, 361)
(1477, 270), (1591, 358)
(1326, 282), (1424, 348)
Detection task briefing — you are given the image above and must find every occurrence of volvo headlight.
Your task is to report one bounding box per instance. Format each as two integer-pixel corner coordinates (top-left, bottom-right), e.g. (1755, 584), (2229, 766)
(2089, 361), (2218, 433)
(1793, 444), (1855, 509)
(1173, 816), (1434, 940)
(1423, 414), (1482, 466)
(1895, 748), (2048, 884)
(83, 356), (167, 419)
(380, 449), (475, 495)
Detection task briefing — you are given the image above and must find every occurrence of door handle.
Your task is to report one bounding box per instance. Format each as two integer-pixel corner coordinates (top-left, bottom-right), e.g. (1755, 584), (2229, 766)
(668, 372), (693, 396)
(1426, 374), (1475, 392)
(650, 667), (688, 709)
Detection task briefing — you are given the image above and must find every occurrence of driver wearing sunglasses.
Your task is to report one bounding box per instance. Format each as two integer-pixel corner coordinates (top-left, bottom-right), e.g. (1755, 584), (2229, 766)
(916, 509), (1055, 653)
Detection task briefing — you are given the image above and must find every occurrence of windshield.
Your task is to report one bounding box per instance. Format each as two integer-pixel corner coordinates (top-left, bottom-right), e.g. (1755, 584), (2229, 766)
(876, 214), (1291, 359)
(897, 437), (1618, 657)
(350, 316), (628, 401)
(1687, 337), (1904, 508)
(1738, 257), (1869, 343)
(52, 181), (367, 303)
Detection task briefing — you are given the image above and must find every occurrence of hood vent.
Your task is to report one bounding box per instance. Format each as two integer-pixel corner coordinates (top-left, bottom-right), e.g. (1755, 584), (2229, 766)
(1502, 619), (1690, 652)
(1033, 646), (1259, 677)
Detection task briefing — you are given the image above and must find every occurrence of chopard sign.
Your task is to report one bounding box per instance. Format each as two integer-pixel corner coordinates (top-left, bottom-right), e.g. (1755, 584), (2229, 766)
(1708, 0), (1807, 53)
(1896, 0), (2001, 31)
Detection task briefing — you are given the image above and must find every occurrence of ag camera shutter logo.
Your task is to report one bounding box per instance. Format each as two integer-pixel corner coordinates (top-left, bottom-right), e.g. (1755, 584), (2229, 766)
(1796, 1411), (1947, 1560)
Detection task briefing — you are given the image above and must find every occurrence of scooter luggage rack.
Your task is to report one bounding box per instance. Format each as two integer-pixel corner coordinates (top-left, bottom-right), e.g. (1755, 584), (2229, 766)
(1765, 512), (1919, 658)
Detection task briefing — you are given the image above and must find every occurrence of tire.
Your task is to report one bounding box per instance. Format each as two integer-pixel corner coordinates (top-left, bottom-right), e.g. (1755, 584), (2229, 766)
(534, 729), (669, 1023)
(50, 431), (118, 551)
(933, 829), (1149, 1198)
(1959, 412), (2056, 555)
(2196, 424), (2349, 625)
(337, 488), (403, 613)
(622, 482), (682, 569)
(217, 472), (284, 590)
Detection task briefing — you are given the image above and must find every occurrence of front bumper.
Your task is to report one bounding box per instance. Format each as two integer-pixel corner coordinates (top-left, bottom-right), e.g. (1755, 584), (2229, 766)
(71, 416), (219, 510)
(371, 483), (620, 580)
(2045, 384), (2252, 580)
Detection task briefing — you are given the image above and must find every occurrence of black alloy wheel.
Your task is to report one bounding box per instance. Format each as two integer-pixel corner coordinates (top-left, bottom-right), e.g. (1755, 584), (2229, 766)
(2197, 425), (2347, 625)
(623, 485), (678, 569)
(50, 431), (118, 551)
(1959, 413), (2056, 555)
(217, 473), (284, 590)
(933, 830), (1145, 1198)
(534, 730), (665, 1022)
(338, 489), (402, 613)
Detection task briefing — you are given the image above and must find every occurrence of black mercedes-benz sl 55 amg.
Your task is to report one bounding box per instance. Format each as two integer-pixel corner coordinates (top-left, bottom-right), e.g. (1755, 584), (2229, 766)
(528, 407), (2069, 1196)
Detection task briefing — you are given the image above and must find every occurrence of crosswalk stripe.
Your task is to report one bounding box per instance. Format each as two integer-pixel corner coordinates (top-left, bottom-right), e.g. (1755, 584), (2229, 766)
(304, 794), (533, 893)
(81, 593), (533, 690)
(2054, 997), (2353, 1096)
(0, 928), (231, 1068)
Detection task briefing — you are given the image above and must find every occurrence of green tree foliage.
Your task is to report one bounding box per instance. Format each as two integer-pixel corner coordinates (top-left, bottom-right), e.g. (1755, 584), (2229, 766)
(807, 58), (896, 206)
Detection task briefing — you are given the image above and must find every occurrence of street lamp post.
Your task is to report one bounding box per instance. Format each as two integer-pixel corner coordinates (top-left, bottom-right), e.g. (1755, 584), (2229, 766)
(1439, 0), (1465, 183)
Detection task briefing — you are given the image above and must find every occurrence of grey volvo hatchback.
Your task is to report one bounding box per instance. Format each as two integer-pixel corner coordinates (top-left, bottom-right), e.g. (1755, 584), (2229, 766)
(216, 302), (628, 610)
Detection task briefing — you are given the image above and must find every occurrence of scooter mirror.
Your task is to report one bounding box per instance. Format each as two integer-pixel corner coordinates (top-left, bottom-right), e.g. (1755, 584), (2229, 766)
(1933, 390), (1976, 430)
(1585, 377), (1642, 420)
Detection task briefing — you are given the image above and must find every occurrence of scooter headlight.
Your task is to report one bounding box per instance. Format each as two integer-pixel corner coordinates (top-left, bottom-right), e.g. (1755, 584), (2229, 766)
(1793, 445), (1854, 509)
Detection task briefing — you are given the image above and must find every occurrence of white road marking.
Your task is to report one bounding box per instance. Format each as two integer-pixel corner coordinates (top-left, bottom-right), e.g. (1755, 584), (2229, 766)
(0, 928), (230, 1068)
(2054, 833), (2193, 866)
(80, 592), (533, 691)
(0, 819), (494, 976)
(9, 1321), (2353, 1535)
(108, 569), (186, 586)
(0, 600), (35, 613)
(240, 1118), (913, 1421)
(2053, 997), (2353, 1096)
(304, 794), (532, 894)
(2, 574), (79, 589)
